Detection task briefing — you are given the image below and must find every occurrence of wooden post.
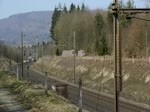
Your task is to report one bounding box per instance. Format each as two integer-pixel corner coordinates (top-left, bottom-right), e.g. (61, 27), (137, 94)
(73, 31), (76, 84)
(27, 65), (29, 80)
(45, 72), (48, 95)
(78, 79), (82, 112)
(16, 64), (19, 81)
(21, 32), (24, 78)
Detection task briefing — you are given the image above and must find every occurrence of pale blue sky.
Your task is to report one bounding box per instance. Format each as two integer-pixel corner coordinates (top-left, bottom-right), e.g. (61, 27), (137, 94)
(0, 0), (146, 19)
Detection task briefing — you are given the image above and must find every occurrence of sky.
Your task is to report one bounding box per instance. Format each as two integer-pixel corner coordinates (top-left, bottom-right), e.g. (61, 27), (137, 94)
(0, 0), (147, 19)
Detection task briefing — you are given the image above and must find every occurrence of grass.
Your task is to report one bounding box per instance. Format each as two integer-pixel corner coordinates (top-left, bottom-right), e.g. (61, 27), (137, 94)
(33, 56), (150, 105)
(0, 70), (78, 112)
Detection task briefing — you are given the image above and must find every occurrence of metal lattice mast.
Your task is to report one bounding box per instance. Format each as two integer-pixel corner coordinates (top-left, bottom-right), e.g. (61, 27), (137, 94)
(111, 0), (150, 111)
(112, 0), (122, 112)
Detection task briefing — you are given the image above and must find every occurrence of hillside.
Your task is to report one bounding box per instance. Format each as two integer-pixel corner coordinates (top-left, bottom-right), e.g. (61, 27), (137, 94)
(0, 11), (53, 45)
(33, 56), (150, 106)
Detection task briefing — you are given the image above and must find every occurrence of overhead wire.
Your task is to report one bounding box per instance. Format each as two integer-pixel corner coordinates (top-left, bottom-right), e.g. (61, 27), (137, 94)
(132, 16), (150, 21)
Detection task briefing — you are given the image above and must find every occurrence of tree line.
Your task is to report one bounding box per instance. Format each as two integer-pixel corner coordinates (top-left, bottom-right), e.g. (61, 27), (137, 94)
(0, 41), (21, 63)
(50, 0), (150, 58)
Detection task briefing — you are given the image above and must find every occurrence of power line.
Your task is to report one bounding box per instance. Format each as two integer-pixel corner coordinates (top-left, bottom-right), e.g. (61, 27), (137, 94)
(128, 16), (150, 21)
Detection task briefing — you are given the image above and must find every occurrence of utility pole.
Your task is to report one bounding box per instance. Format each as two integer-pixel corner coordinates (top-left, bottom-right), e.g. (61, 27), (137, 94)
(21, 32), (24, 78)
(42, 41), (44, 72)
(17, 63), (19, 81)
(78, 78), (82, 112)
(35, 36), (38, 60)
(73, 31), (76, 84)
(9, 50), (12, 71)
(45, 72), (48, 96)
(110, 0), (150, 111)
(146, 30), (148, 58)
(16, 50), (19, 81)
(112, 0), (122, 112)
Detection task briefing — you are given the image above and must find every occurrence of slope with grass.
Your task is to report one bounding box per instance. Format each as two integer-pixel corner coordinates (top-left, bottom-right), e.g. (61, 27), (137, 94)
(33, 56), (150, 106)
(0, 70), (78, 112)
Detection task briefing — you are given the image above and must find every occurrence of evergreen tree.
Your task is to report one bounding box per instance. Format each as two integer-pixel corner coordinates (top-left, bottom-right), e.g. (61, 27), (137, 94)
(126, 0), (135, 8)
(94, 13), (104, 36)
(107, 3), (113, 26)
(99, 35), (108, 55)
(69, 3), (76, 13)
(58, 3), (62, 10)
(95, 35), (108, 56)
(94, 13), (107, 55)
(50, 7), (61, 43)
(77, 5), (80, 11)
(56, 48), (60, 56)
(81, 3), (85, 11)
(63, 5), (67, 13)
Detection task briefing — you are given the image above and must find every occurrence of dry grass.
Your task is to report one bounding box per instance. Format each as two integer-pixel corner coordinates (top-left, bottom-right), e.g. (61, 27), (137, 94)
(33, 56), (150, 105)
(0, 70), (78, 112)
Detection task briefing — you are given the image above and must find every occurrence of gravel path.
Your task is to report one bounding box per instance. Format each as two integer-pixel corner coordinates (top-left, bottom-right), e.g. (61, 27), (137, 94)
(0, 86), (28, 112)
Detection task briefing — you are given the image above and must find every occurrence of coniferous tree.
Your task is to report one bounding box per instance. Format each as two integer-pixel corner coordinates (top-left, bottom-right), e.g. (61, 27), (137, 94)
(69, 3), (76, 13)
(95, 35), (108, 56)
(77, 5), (80, 11)
(63, 5), (68, 13)
(95, 13), (104, 36)
(94, 13), (107, 55)
(107, 3), (113, 26)
(50, 7), (61, 44)
(99, 35), (108, 55)
(126, 0), (135, 8)
(81, 3), (85, 11)
(56, 48), (60, 56)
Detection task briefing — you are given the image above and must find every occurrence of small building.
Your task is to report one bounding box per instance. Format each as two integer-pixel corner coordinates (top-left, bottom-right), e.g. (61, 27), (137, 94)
(78, 50), (86, 57)
(62, 50), (75, 57)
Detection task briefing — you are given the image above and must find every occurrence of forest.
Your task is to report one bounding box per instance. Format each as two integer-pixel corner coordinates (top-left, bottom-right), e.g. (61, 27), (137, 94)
(50, 0), (150, 58)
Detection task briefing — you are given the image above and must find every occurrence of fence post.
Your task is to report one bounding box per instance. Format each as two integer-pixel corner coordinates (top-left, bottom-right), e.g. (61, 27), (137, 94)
(78, 78), (82, 112)
(16, 64), (19, 81)
(132, 56), (135, 64)
(110, 57), (112, 64)
(45, 72), (48, 95)
(27, 65), (29, 80)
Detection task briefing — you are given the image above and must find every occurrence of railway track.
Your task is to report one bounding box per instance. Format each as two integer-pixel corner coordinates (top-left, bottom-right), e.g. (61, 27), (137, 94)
(16, 66), (150, 112)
